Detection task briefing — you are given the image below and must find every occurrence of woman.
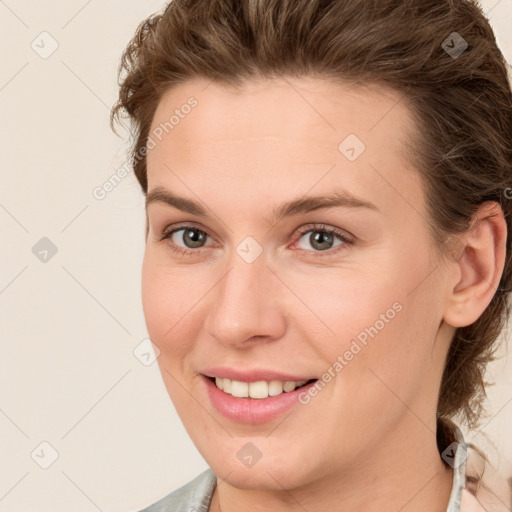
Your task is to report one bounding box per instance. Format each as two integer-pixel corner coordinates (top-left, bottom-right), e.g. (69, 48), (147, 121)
(110, 1), (512, 510)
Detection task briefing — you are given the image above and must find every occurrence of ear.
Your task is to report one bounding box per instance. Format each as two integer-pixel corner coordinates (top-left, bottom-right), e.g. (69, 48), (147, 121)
(443, 201), (508, 328)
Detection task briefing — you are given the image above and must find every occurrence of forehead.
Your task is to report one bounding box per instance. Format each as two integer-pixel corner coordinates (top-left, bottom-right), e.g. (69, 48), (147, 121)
(149, 76), (414, 150)
(146, 76), (423, 221)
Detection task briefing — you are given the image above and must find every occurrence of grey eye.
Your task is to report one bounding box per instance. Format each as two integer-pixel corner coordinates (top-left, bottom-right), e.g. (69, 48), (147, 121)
(172, 228), (208, 248)
(297, 230), (344, 251)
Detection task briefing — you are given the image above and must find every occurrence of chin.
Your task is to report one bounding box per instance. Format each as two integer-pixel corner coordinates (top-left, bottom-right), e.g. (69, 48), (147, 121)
(211, 462), (305, 491)
(201, 442), (316, 492)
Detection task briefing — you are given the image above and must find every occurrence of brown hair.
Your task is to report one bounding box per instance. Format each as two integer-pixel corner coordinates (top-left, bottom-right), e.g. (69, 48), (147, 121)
(111, 0), (512, 429)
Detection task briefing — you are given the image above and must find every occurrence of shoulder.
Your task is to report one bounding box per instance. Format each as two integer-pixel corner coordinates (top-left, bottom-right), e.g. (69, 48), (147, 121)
(137, 468), (217, 512)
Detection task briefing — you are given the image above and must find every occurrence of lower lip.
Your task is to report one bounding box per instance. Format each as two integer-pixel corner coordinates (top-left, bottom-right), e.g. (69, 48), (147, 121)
(202, 375), (318, 424)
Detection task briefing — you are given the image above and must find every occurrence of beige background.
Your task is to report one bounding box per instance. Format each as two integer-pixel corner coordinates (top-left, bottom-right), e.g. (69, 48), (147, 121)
(0, 1), (511, 511)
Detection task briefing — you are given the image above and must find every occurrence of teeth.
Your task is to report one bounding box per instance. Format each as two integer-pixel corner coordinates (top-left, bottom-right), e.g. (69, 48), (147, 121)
(268, 380), (283, 396)
(231, 380), (249, 398)
(283, 381), (297, 392)
(213, 377), (309, 399)
(249, 381), (268, 399)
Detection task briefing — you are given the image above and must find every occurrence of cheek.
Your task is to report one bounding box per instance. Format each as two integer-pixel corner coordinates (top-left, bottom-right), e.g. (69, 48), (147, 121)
(141, 251), (194, 354)
(141, 253), (169, 342)
(295, 244), (440, 385)
(338, 285), (442, 415)
(141, 253), (201, 407)
(141, 249), (219, 369)
(281, 262), (405, 360)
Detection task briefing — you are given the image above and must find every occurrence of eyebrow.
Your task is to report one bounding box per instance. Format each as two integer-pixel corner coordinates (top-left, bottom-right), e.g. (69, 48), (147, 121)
(145, 185), (379, 223)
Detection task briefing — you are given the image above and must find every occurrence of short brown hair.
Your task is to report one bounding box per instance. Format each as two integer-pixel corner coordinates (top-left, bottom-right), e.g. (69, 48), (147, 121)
(111, 0), (512, 429)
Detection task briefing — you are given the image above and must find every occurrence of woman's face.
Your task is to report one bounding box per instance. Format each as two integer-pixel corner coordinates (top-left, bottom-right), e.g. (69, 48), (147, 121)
(142, 77), (455, 490)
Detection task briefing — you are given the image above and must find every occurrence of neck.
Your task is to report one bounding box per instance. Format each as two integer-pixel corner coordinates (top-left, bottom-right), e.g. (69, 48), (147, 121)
(209, 415), (454, 512)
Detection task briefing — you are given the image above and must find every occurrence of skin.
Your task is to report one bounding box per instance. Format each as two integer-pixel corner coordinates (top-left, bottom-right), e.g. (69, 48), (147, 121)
(141, 76), (507, 512)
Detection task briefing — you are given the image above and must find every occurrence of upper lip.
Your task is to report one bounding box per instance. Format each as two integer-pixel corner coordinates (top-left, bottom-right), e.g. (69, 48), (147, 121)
(201, 367), (317, 383)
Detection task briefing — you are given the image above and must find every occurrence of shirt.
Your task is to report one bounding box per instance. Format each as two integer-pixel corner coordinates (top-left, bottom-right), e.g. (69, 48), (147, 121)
(137, 420), (482, 512)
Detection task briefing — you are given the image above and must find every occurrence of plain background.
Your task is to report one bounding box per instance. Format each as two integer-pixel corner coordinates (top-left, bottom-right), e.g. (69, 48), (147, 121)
(0, 1), (511, 510)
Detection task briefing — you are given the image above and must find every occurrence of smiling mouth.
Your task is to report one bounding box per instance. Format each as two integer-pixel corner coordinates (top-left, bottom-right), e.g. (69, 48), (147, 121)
(207, 376), (317, 399)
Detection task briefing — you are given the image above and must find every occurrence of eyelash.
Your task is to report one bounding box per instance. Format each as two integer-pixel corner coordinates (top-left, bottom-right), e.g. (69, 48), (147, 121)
(159, 223), (354, 258)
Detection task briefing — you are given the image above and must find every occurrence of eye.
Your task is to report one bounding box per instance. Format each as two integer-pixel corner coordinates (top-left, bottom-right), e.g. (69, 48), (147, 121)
(160, 224), (213, 256)
(293, 224), (353, 256)
(159, 222), (354, 257)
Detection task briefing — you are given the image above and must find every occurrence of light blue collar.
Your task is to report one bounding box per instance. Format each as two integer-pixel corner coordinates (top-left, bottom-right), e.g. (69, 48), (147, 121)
(445, 423), (468, 512)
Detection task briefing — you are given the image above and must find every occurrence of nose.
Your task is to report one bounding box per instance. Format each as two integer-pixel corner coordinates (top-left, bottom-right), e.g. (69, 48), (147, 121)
(204, 254), (287, 348)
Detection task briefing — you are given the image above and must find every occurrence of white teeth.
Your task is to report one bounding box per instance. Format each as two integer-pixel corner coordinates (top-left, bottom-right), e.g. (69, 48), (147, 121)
(230, 380), (249, 398)
(213, 377), (309, 399)
(249, 381), (268, 399)
(268, 380), (283, 396)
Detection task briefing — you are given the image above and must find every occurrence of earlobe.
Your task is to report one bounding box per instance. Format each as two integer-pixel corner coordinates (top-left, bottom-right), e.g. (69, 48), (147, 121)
(443, 201), (507, 328)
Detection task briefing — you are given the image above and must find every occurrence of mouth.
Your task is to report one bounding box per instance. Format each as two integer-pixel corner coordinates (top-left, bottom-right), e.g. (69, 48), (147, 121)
(200, 367), (321, 423)
(202, 374), (320, 424)
(206, 376), (318, 399)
